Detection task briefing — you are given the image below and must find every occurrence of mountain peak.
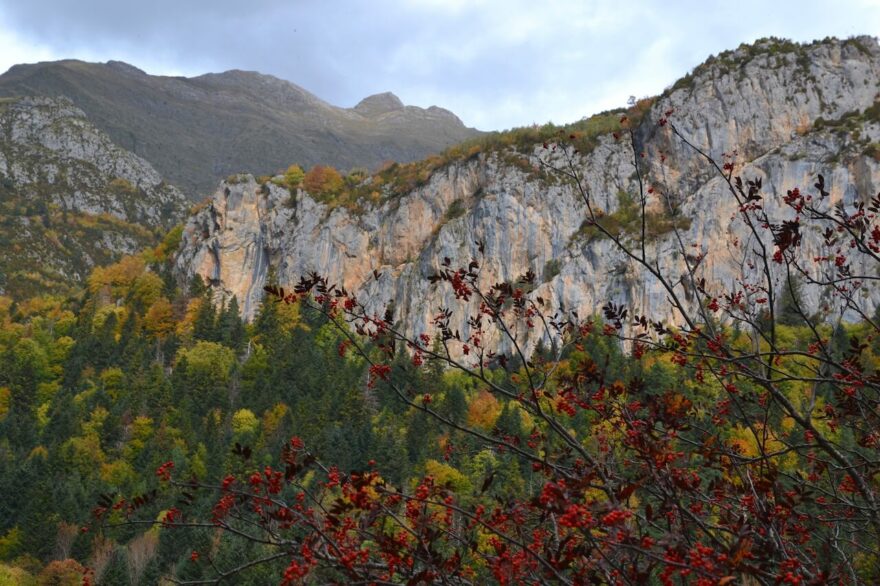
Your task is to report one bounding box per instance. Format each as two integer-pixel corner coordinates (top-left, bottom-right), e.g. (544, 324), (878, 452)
(104, 60), (147, 76)
(0, 61), (479, 195)
(353, 92), (404, 117)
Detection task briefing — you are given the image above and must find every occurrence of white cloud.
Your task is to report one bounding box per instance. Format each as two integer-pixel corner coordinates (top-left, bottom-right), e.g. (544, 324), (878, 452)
(0, 23), (56, 74)
(0, 0), (877, 129)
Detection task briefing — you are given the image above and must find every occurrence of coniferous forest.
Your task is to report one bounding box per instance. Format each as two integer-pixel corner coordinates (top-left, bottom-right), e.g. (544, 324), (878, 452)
(2, 33), (880, 586)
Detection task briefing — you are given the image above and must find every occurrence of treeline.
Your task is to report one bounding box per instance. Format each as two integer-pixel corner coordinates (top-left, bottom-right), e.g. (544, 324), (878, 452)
(0, 247), (587, 584)
(1, 240), (878, 583)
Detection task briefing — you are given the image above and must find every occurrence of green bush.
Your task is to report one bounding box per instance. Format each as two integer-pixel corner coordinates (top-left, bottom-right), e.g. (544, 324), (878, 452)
(575, 191), (691, 243)
(444, 199), (466, 222)
(543, 259), (561, 282)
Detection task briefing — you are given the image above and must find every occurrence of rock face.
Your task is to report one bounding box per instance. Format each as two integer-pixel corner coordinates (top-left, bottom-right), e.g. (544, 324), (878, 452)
(0, 96), (187, 296)
(0, 61), (481, 198)
(175, 37), (880, 351)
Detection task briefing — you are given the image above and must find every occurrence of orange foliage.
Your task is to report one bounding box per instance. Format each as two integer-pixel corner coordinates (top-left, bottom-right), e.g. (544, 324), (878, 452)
(37, 558), (85, 585)
(87, 256), (146, 299)
(144, 297), (175, 340)
(466, 389), (502, 430)
(303, 165), (344, 199)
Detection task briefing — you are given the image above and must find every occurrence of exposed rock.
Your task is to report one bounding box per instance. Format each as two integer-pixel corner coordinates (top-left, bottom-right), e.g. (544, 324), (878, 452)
(0, 61), (481, 198)
(354, 92), (406, 117)
(176, 37), (880, 353)
(0, 96), (187, 296)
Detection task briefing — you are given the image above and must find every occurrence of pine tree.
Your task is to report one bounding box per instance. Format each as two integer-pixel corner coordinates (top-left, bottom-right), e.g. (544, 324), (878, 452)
(218, 296), (246, 351)
(188, 274), (207, 298)
(192, 295), (217, 342)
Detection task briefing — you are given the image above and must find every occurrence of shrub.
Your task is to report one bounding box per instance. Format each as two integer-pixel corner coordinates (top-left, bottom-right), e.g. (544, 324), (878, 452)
(542, 258), (561, 282)
(303, 165), (344, 201)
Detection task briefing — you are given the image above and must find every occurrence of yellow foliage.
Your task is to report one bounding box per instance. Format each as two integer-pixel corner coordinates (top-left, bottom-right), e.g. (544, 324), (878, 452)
(130, 272), (164, 308)
(92, 304), (127, 334)
(726, 424), (798, 470)
(0, 526), (23, 560)
(283, 164), (305, 189)
(87, 255), (146, 300)
(131, 416), (155, 442)
(83, 407), (109, 436)
(28, 446), (47, 460)
(189, 443), (208, 480)
(279, 298), (303, 330)
(0, 562), (34, 586)
(149, 224), (184, 262)
(144, 298), (175, 339)
(0, 387), (9, 419)
(48, 336), (75, 365)
(100, 367), (125, 399)
(0, 297), (12, 322)
(261, 403), (289, 440)
(177, 297), (203, 339)
(14, 296), (64, 319)
(177, 341), (236, 384)
(510, 401), (534, 430)
(424, 459), (471, 493)
(231, 409), (260, 437)
(124, 416), (155, 460)
(35, 403), (50, 430)
(466, 389), (502, 430)
(100, 459), (136, 487)
(108, 177), (137, 193)
(62, 434), (105, 476)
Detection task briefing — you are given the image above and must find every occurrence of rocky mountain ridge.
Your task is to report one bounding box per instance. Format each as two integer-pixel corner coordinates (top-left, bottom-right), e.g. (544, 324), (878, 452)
(0, 60), (481, 197)
(175, 36), (880, 351)
(0, 96), (187, 297)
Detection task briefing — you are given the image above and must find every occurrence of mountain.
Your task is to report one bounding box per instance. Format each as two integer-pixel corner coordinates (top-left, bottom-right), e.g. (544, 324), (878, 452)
(174, 36), (880, 350)
(0, 60), (481, 198)
(0, 96), (187, 297)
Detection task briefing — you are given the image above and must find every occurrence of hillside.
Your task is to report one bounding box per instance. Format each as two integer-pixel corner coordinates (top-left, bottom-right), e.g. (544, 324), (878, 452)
(4, 35), (880, 585)
(0, 96), (187, 298)
(175, 36), (880, 350)
(0, 60), (481, 197)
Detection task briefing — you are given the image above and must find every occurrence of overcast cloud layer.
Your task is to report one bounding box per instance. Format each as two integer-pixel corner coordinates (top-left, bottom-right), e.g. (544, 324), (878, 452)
(0, 0), (878, 130)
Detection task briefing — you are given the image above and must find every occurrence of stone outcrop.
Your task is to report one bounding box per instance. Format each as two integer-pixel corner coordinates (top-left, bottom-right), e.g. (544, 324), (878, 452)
(0, 96), (185, 226)
(0, 96), (187, 296)
(175, 37), (880, 351)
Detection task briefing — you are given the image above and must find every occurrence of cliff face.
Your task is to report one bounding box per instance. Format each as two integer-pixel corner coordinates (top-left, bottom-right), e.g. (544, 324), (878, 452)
(0, 96), (187, 296)
(175, 37), (880, 349)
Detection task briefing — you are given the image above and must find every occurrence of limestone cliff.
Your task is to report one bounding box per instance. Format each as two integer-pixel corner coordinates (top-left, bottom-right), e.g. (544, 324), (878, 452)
(175, 37), (880, 349)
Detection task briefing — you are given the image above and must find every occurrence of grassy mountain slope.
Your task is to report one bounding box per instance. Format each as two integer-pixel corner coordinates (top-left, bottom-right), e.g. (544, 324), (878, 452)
(0, 60), (481, 198)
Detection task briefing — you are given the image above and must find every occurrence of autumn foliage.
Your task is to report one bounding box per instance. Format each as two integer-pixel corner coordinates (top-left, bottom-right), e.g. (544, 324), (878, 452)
(73, 104), (880, 585)
(302, 165), (344, 200)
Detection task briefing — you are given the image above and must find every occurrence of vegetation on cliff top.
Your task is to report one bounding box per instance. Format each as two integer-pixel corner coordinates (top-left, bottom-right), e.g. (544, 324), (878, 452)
(270, 96), (655, 213)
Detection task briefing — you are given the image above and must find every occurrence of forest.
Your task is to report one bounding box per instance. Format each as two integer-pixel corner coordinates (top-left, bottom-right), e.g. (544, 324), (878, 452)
(3, 101), (880, 584)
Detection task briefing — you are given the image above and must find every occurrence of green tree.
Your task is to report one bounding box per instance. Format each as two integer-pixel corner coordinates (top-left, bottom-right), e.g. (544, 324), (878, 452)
(192, 296), (217, 342)
(282, 164), (305, 190)
(218, 296), (245, 351)
(176, 341), (236, 415)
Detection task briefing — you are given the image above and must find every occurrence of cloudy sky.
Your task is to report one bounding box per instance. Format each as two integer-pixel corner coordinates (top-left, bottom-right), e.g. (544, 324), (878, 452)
(0, 0), (877, 130)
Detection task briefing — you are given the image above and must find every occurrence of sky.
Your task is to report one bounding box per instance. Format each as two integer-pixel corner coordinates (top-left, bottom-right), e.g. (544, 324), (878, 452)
(0, 0), (878, 131)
